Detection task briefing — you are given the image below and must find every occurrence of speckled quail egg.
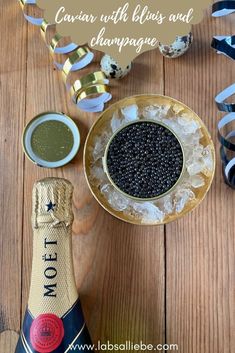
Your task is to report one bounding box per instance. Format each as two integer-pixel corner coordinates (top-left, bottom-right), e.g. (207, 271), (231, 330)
(101, 55), (132, 79)
(159, 33), (193, 58)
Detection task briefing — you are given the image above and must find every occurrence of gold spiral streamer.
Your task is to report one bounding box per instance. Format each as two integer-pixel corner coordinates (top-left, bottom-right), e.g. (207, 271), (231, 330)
(62, 48), (94, 87)
(19, 0), (111, 112)
(77, 84), (110, 103)
(40, 19), (55, 46)
(70, 72), (109, 102)
(49, 33), (77, 54)
(40, 19), (79, 70)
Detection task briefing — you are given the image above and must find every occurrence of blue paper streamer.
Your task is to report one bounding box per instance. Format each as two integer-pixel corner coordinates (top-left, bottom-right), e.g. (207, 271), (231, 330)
(212, 2), (235, 187)
(211, 2), (235, 59)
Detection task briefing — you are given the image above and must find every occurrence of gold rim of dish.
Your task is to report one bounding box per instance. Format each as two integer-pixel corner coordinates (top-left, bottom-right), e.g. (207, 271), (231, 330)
(84, 94), (216, 226)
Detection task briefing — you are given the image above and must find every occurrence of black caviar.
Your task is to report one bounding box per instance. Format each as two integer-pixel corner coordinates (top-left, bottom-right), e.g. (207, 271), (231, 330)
(106, 121), (184, 199)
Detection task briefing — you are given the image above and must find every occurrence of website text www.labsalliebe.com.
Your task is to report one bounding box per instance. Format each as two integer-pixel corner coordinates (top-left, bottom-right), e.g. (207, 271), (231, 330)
(68, 341), (179, 351)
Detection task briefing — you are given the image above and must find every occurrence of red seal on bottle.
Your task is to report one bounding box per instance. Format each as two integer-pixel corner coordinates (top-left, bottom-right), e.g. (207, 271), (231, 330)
(30, 313), (64, 353)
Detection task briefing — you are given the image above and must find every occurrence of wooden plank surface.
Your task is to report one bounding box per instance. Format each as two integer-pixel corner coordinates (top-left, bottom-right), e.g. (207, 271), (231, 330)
(0, 331), (19, 352)
(0, 0), (27, 337)
(0, 1), (234, 353)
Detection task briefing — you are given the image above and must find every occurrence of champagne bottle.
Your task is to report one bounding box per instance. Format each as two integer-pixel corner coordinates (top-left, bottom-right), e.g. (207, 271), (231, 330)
(15, 178), (93, 353)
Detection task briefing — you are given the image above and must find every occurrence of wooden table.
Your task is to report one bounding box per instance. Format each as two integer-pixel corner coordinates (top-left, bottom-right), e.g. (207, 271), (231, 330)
(0, 1), (234, 352)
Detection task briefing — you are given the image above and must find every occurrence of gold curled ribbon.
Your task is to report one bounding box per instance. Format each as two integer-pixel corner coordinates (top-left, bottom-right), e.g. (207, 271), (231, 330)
(62, 48), (94, 87)
(19, 0), (26, 10)
(40, 19), (78, 54)
(50, 32), (64, 52)
(49, 33), (78, 55)
(70, 71), (108, 102)
(40, 19), (55, 46)
(19, 0), (111, 112)
(40, 19), (79, 70)
(77, 84), (110, 102)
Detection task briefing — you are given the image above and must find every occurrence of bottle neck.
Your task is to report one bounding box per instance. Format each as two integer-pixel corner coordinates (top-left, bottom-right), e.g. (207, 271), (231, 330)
(28, 222), (78, 319)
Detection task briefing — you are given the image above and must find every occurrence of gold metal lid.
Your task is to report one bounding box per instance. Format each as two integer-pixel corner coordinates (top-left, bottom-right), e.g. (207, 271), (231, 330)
(22, 112), (80, 168)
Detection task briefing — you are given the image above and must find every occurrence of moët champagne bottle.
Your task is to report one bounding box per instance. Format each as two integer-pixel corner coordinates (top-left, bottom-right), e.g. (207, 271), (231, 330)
(15, 178), (93, 353)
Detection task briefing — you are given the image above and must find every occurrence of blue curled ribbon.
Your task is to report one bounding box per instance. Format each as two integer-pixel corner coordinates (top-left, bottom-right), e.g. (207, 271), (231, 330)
(212, 2), (235, 187)
(211, 36), (235, 60)
(215, 83), (235, 112)
(215, 85), (235, 186)
(220, 144), (235, 188)
(217, 110), (235, 185)
(211, 1), (235, 59)
(218, 112), (235, 151)
(212, 0), (235, 17)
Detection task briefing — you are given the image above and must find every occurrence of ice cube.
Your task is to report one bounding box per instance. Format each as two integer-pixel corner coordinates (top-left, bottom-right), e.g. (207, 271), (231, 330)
(202, 146), (214, 173)
(173, 104), (185, 115)
(142, 104), (170, 120)
(92, 139), (104, 162)
(180, 129), (202, 147)
(111, 110), (122, 133)
(177, 116), (200, 134)
(174, 188), (195, 213)
(142, 105), (161, 119)
(161, 195), (174, 214)
(121, 104), (138, 122)
(92, 132), (111, 162)
(187, 161), (205, 176)
(90, 165), (106, 186)
(162, 118), (186, 139)
(132, 202), (165, 223)
(189, 175), (205, 188)
(101, 184), (130, 211)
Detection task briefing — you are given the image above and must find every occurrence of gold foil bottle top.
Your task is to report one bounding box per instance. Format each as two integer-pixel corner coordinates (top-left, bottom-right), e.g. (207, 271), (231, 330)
(32, 177), (74, 229)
